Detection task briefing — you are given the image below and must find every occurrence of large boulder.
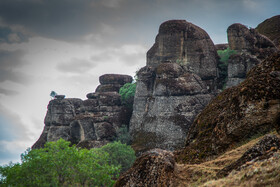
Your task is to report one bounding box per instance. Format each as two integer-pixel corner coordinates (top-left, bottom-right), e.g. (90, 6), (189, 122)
(176, 52), (280, 164)
(115, 149), (175, 187)
(147, 20), (218, 91)
(256, 15), (280, 49)
(130, 20), (216, 154)
(227, 23), (276, 55)
(225, 23), (278, 88)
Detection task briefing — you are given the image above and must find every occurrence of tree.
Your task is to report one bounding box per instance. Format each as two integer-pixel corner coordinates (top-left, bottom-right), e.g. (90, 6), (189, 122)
(0, 139), (120, 186)
(99, 141), (136, 173)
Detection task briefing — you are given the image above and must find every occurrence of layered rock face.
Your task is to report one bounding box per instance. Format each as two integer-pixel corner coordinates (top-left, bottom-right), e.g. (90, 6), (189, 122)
(147, 20), (218, 91)
(256, 15), (280, 49)
(176, 52), (280, 164)
(226, 23), (278, 88)
(130, 20), (214, 154)
(32, 74), (132, 149)
(115, 149), (175, 187)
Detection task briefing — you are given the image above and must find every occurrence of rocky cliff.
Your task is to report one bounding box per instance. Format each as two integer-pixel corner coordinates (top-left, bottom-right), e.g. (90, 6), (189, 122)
(32, 74), (132, 149)
(176, 52), (280, 164)
(129, 20), (216, 154)
(226, 23), (278, 88)
(256, 15), (280, 49)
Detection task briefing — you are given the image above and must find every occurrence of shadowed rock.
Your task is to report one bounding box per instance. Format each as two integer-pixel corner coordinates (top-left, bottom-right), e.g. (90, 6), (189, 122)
(256, 15), (280, 49)
(225, 23), (278, 88)
(176, 52), (280, 164)
(115, 149), (175, 187)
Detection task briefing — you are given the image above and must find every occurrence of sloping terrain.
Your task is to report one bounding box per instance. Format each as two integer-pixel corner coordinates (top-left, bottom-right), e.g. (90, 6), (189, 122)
(173, 132), (280, 186)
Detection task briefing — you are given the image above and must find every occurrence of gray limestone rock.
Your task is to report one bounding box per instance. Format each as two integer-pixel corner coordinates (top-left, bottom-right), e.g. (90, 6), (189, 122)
(147, 20), (218, 91)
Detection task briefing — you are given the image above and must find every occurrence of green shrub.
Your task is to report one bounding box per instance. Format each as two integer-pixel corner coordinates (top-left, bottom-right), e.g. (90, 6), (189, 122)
(119, 82), (136, 109)
(116, 125), (132, 145)
(99, 141), (136, 173)
(217, 48), (237, 89)
(0, 139), (122, 186)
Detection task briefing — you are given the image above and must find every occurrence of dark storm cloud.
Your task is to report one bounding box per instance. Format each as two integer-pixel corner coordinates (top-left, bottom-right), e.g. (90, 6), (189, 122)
(56, 58), (96, 73)
(1, 0), (278, 45)
(0, 49), (31, 84)
(0, 26), (29, 44)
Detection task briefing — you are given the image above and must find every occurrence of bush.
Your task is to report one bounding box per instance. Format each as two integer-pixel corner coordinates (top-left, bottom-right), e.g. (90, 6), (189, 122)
(0, 139), (127, 186)
(116, 125), (132, 145)
(99, 141), (136, 173)
(217, 48), (237, 89)
(119, 82), (136, 109)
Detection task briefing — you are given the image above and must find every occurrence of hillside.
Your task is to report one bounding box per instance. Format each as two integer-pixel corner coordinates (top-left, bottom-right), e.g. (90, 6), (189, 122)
(174, 132), (280, 186)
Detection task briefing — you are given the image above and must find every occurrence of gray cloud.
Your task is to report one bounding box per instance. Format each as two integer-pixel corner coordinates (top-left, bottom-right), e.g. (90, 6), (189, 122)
(0, 49), (32, 84)
(0, 0), (278, 45)
(0, 88), (19, 96)
(56, 58), (96, 73)
(0, 104), (30, 141)
(0, 26), (29, 44)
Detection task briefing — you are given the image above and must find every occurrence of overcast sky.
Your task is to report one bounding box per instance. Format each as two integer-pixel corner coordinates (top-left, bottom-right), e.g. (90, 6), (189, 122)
(0, 0), (279, 165)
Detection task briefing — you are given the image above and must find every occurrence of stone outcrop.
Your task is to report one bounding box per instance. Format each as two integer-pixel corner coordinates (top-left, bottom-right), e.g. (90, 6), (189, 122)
(217, 134), (280, 178)
(115, 149), (175, 187)
(147, 20), (218, 91)
(215, 43), (229, 51)
(32, 74), (132, 149)
(225, 23), (278, 88)
(176, 52), (280, 164)
(96, 74), (132, 93)
(256, 15), (280, 49)
(130, 20), (214, 154)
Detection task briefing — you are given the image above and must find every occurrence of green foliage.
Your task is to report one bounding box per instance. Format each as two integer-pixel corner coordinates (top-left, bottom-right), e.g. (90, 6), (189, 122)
(217, 47), (237, 64)
(119, 82), (136, 109)
(99, 141), (136, 173)
(116, 125), (132, 145)
(0, 139), (121, 186)
(217, 48), (237, 89)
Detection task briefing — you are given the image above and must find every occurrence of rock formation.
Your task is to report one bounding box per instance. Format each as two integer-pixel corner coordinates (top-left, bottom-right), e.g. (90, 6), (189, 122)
(176, 52), (280, 164)
(130, 20), (215, 154)
(147, 20), (218, 91)
(256, 15), (280, 49)
(215, 43), (229, 51)
(115, 149), (175, 187)
(32, 74), (133, 149)
(225, 23), (278, 88)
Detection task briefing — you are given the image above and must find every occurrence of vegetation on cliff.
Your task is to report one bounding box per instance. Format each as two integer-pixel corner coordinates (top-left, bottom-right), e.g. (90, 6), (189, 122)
(217, 47), (237, 89)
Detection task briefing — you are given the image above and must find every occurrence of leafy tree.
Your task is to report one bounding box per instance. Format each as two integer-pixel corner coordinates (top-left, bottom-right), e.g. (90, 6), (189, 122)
(119, 82), (136, 109)
(99, 141), (136, 173)
(0, 139), (120, 186)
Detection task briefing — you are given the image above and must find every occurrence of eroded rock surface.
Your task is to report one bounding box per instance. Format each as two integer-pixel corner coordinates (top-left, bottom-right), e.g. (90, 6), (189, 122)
(115, 149), (175, 187)
(130, 20), (216, 154)
(256, 15), (280, 49)
(32, 74), (132, 149)
(176, 52), (280, 164)
(226, 23), (278, 88)
(147, 20), (218, 91)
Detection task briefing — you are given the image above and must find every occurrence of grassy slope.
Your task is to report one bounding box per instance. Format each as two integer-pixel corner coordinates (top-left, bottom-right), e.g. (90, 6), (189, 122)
(172, 132), (280, 186)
